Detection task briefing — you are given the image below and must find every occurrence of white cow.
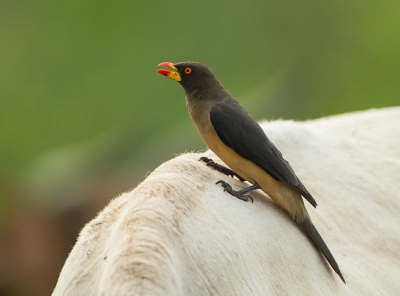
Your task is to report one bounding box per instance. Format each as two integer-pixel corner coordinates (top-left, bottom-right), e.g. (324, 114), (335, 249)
(53, 107), (400, 296)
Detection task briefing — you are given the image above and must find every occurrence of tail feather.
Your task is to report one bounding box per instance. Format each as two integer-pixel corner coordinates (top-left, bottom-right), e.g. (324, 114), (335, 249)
(293, 178), (317, 208)
(300, 220), (346, 284)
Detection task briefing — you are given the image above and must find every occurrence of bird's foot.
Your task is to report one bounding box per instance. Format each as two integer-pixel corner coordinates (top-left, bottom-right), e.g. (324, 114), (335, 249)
(199, 157), (245, 181)
(216, 180), (254, 203)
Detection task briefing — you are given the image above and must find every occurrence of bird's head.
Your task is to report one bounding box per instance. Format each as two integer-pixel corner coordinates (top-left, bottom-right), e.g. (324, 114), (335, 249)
(157, 61), (223, 96)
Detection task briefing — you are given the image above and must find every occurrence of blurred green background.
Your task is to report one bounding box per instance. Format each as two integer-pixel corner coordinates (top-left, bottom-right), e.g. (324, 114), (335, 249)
(0, 1), (399, 295)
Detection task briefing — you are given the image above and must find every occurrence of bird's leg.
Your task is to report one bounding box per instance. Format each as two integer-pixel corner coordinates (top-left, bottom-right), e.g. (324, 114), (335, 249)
(199, 157), (245, 181)
(216, 181), (261, 203)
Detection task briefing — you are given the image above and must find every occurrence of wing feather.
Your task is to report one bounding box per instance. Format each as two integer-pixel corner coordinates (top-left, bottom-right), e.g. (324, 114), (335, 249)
(210, 101), (317, 207)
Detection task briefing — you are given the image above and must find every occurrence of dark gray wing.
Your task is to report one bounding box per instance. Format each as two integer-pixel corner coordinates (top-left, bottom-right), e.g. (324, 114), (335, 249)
(210, 101), (317, 207)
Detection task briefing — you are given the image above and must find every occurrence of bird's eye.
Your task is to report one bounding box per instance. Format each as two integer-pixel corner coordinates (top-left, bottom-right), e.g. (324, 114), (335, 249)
(184, 67), (192, 74)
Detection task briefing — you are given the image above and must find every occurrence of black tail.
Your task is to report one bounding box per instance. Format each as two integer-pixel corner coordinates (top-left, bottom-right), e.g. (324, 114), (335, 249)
(300, 220), (346, 284)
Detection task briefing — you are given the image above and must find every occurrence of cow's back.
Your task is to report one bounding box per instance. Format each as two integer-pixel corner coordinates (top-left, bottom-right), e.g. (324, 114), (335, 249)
(53, 107), (400, 296)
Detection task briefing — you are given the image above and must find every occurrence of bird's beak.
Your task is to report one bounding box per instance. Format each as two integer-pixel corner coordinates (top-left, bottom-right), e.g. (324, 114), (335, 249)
(157, 62), (182, 82)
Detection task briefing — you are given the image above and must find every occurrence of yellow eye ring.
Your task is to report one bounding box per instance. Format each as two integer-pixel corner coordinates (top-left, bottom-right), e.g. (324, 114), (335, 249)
(184, 67), (192, 74)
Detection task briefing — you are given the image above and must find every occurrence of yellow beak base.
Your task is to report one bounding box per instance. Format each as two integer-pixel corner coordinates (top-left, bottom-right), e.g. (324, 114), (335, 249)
(157, 62), (182, 82)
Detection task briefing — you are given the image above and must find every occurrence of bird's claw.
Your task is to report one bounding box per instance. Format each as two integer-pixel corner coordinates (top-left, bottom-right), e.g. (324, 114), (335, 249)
(199, 157), (245, 181)
(216, 180), (253, 203)
(199, 156), (212, 164)
(216, 180), (232, 190)
(238, 194), (254, 203)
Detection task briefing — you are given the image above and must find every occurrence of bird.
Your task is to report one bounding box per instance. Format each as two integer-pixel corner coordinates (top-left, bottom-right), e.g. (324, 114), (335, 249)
(157, 61), (345, 283)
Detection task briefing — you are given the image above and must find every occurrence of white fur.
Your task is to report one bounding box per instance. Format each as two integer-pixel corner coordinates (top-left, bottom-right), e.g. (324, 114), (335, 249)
(53, 107), (400, 295)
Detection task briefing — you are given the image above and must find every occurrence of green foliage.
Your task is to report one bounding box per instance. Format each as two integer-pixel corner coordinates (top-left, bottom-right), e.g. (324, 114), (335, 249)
(1, 1), (399, 195)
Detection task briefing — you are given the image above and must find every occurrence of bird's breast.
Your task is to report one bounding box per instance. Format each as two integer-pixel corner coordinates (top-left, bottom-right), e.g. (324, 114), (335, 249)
(196, 120), (256, 184)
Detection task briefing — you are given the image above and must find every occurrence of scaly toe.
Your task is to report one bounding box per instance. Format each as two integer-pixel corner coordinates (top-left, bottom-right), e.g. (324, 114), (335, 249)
(199, 157), (213, 165)
(236, 194), (253, 203)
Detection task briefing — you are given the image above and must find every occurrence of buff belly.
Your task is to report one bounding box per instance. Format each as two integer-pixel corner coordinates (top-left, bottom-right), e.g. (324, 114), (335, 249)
(199, 125), (310, 223)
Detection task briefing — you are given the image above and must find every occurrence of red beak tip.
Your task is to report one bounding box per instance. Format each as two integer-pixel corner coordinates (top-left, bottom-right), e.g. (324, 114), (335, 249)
(158, 62), (174, 68)
(157, 69), (170, 76)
